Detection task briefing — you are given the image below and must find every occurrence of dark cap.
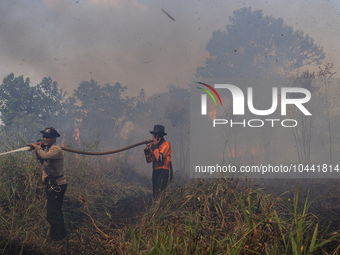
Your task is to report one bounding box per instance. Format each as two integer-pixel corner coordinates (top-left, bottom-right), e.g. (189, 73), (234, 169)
(150, 125), (167, 136)
(40, 127), (60, 138)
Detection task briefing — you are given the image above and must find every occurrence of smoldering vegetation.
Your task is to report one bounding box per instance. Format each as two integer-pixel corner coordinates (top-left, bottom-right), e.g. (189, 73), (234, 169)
(0, 143), (340, 254)
(1, 73), (340, 254)
(194, 74), (340, 172)
(0, 6), (340, 254)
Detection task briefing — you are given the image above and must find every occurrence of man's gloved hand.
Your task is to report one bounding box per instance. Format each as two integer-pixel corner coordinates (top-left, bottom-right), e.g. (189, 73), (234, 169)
(44, 174), (58, 187)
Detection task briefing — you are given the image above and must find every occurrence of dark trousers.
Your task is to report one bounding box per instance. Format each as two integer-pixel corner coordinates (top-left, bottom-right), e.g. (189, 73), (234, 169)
(45, 184), (67, 241)
(152, 169), (169, 199)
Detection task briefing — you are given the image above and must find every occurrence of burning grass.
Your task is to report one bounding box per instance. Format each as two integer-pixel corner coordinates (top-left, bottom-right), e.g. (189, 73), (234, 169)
(0, 137), (339, 254)
(78, 179), (340, 254)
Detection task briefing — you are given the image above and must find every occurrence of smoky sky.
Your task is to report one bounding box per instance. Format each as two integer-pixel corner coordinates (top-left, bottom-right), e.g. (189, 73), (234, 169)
(0, 0), (339, 97)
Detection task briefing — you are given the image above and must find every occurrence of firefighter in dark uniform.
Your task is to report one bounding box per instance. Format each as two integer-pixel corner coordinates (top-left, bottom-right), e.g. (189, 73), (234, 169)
(30, 127), (67, 241)
(144, 125), (172, 199)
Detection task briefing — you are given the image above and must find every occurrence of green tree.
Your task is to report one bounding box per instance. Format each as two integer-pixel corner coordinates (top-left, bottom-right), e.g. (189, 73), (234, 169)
(35, 77), (68, 126)
(197, 7), (325, 78)
(73, 79), (134, 146)
(195, 7), (327, 168)
(0, 73), (72, 140)
(0, 73), (35, 128)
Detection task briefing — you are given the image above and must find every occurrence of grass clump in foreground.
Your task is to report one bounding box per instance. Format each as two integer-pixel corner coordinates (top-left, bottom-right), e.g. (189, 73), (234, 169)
(0, 137), (152, 254)
(0, 137), (339, 254)
(80, 180), (340, 254)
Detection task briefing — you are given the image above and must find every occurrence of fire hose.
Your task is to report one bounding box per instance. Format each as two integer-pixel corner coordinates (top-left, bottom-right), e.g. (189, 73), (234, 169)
(0, 139), (173, 182)
(0, 140), (150, 156)
(60, 140), (173, 182)
(61, 140), (149, 155)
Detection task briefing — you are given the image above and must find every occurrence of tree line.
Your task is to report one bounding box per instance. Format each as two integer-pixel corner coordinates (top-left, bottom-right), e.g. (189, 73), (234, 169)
(0, 6), (336, 173)
(0, 72), (190, 174)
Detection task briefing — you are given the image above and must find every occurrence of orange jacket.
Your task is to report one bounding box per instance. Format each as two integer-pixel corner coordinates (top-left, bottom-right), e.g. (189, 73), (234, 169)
(144, 139), (171, 170)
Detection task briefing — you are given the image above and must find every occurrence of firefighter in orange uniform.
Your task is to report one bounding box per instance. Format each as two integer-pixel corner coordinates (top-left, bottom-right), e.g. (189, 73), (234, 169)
(144, 125), (171, 199)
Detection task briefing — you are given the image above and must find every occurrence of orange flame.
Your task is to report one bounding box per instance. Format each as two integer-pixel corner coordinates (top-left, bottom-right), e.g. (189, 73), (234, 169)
(61, 134), (66, 147)
(229, 147), (246, 158)
(208, 101), (216, 120)
(251, 137), (259, 155)
(229, 137), (263, 158)
(251, 137), (265, 155)
(73, 127), (81, 145)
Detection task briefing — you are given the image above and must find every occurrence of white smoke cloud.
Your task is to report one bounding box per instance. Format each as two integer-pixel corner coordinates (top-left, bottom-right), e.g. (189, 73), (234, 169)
(0, 0), (339, 98)
(87, 0), (148, 11)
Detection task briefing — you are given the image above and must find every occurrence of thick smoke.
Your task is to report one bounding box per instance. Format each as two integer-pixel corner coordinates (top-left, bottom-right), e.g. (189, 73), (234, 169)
(0, 0), (339, 96)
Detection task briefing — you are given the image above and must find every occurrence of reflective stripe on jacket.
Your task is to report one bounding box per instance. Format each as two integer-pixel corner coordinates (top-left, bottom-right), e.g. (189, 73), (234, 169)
(144, 139), (171, 170)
